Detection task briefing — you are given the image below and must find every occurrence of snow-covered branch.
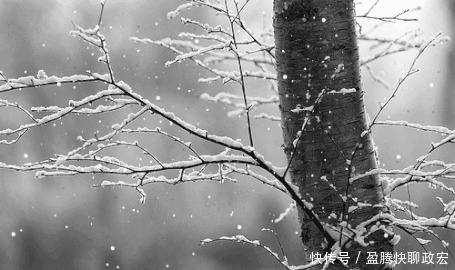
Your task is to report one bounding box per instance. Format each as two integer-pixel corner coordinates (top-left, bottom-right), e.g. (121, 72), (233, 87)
(201, 234), (321, 270)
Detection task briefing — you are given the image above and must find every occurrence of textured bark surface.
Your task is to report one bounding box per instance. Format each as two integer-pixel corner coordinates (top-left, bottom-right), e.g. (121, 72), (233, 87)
(274, 0), (392, 269)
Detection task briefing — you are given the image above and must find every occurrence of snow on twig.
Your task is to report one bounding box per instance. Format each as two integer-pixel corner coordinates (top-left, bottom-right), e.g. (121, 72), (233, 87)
(376, 120), (454, 134)
(0, 72), (103, 93)
(200, 234), (321, 269)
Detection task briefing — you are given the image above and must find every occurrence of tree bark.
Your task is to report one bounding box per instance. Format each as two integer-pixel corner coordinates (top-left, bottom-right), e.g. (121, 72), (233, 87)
(274, 0), (392, 269)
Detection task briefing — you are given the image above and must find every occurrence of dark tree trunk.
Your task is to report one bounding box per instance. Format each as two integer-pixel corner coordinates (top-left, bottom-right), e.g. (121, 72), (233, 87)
(274, 0), (393, 268)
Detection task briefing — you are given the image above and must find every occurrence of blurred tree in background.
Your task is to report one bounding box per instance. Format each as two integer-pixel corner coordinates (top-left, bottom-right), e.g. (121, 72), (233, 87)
(0, 0), (454, 269)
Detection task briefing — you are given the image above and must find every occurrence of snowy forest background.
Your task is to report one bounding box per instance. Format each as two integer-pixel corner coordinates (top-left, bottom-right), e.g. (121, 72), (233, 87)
(0, 0), (454, 269)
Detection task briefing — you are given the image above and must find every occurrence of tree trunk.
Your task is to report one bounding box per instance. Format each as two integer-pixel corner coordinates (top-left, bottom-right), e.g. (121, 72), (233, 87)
(274, 0), (392, 269)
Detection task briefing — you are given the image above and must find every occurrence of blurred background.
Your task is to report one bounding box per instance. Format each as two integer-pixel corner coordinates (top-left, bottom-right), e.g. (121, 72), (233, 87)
(0, 0), (454, 269)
